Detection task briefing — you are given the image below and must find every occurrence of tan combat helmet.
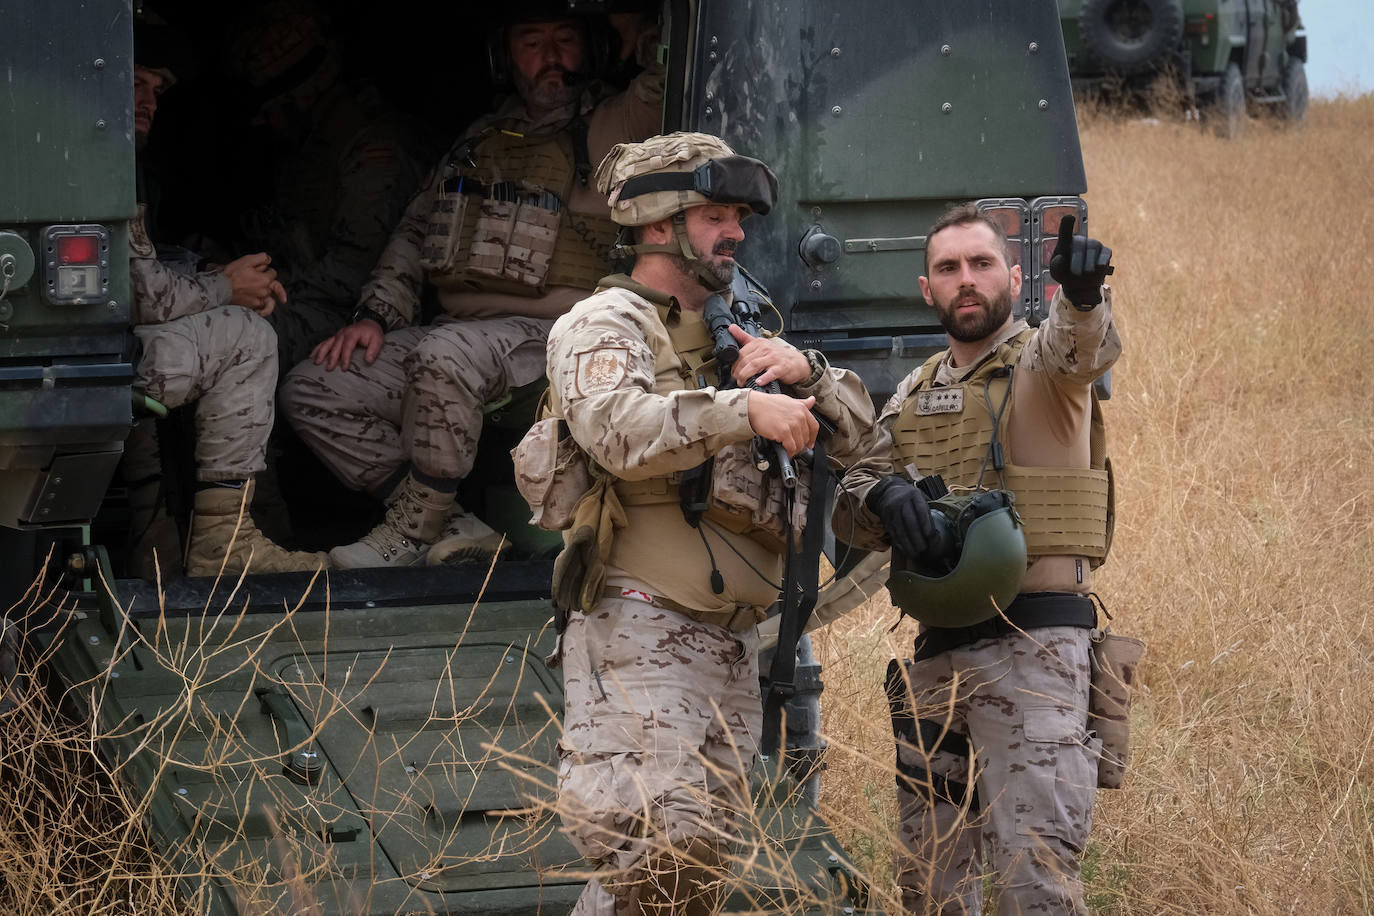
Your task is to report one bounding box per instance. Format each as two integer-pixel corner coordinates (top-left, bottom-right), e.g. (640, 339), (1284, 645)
(133, 15), (187, 88)
(224, 0), (338, 108)
(594, 130), (778, 289)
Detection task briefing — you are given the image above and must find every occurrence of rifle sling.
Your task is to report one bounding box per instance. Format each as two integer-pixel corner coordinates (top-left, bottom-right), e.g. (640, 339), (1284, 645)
(760, 435), (830, 758)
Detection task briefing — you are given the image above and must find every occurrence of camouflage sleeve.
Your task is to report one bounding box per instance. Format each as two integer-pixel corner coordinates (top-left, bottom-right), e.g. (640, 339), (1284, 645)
(1021, 286), (1122, 385)
(549, 290), (755, 481)
(830, 374), (919, 551)
(586, 50), (665, 162)
(283, 121), (426, 318)
(354, 151), (447, 329)
(129, 252), (232, 325)
(790, 351), (880, 468)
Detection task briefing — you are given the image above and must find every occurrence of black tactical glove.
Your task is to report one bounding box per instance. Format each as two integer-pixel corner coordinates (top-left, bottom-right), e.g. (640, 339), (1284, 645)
(1049, 215), (1113, 308)
(865, 474), (937, 559)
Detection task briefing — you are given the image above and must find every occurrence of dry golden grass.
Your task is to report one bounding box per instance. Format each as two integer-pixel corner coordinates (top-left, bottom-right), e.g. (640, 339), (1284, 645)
(0, 566), (195, 915)
(815, 93), (1374, 914)
(3, 96), (1372, 914)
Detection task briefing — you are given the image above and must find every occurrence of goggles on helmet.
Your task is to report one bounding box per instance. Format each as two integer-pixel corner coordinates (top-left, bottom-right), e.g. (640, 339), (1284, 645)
(617, 155), (779, 216)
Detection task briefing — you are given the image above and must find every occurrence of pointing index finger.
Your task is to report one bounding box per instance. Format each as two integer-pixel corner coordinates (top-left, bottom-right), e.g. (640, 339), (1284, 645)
(1056, 214), (1076, 252)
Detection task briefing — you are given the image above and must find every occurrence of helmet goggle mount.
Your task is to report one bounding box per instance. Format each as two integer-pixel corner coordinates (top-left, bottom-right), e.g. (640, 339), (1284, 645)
(618, 156), (779, 217)
(611, 155), (779, 291)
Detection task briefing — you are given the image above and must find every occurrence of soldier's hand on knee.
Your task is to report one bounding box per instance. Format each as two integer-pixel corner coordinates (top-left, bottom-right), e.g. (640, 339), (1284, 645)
(747, 392), (818, 456)
(311, 318), (384, 372)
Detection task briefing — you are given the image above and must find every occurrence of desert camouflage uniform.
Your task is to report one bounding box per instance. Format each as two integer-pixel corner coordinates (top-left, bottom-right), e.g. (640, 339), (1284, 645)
(832, 288), (1121, 915)
(281, 74), (661, 492)
(129, 210), (277, 482)
(242, 82), (425, 371)
(548, 280), (877, 914)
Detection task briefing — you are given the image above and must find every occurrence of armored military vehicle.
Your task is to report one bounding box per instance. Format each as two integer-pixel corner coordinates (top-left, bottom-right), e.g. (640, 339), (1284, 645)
(0, 0), (1092, 911)
(1057, 0), (1308, 135)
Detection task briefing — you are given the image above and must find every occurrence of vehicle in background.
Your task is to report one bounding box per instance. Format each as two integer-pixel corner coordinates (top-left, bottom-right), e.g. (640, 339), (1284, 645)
(1058, 0), (1308, 135)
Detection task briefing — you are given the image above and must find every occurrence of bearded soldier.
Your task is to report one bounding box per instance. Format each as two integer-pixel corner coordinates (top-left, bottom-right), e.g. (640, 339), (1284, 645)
(832, 202), (1121, 914)
(281, 3), (662, 568)
(125, 22), (328, 578)
(536, 131), (877, 914)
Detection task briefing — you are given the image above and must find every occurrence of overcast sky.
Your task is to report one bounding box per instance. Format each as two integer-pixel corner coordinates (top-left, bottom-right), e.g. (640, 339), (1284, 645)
(1302, 0), (1372, 96)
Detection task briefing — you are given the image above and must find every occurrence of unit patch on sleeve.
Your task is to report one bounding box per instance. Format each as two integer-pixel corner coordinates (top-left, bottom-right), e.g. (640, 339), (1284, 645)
(129, 204), (155, 258)
(916, 387), (964, 415)
(575, 347), (629, 396)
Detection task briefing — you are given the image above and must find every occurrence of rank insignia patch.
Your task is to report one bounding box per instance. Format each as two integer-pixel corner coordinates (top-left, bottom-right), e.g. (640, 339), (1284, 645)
(916, 387), (964, 415)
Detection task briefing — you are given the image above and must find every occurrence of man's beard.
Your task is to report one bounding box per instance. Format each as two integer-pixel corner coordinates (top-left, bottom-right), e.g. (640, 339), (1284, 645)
(514, 67), (581, 112)
(670, 238), (738, 290)
(935, 283), (1014, 343)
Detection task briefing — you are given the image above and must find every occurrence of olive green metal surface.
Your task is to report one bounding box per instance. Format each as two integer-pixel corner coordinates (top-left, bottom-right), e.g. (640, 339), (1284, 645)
(44, 573), (866, 914)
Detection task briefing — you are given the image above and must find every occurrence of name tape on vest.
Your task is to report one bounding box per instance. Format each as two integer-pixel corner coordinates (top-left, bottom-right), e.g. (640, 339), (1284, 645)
(916, 387), (964, 415)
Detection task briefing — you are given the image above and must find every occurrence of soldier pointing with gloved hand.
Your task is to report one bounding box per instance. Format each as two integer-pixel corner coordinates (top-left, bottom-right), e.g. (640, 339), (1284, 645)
(833, 202), (1122, 914)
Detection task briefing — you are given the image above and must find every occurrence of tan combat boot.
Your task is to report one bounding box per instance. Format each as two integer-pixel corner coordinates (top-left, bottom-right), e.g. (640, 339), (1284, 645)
(426, 503), (507, 566)
(127, 478), (185, 582)
(185, 481), (329, 577)
(328, 474), (454, 569)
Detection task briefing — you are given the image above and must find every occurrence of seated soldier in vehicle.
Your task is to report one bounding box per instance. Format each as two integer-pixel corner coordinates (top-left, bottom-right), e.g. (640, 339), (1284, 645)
(221, 0), (428, 372)
(280, 2), (662, 569)
(125, 22), (329, 578)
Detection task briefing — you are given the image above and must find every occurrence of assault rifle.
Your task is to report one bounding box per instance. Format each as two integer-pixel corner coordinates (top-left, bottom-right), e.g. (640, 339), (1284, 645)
(701, 266), (798, 488)
(681, 267), (835, 766)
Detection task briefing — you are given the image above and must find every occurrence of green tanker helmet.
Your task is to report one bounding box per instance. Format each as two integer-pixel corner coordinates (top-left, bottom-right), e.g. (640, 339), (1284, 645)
(886, 488), (1028, 629)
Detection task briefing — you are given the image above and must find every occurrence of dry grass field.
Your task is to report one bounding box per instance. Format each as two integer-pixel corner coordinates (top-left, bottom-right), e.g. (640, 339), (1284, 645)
(1, 95), (1371, 914)
(816, 93), (1374, 914)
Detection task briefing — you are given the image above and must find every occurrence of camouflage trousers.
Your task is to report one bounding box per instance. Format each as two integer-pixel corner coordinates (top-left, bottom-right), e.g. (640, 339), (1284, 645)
(280, 315), (553, 491)
(558, 591), (761, 915)
(132, 307), (277, 482)
(891, 626), (1099, 916)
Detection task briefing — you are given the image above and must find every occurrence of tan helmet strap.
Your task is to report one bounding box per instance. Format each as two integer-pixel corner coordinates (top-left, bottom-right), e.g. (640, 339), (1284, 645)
(608, 214), (730, 293)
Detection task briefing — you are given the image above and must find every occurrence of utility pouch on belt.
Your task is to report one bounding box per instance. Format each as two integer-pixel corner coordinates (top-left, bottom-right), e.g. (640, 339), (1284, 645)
(511, 416), (592, 531)
(551, 476), (626, 615)
(419, 170), (470, 273)
(1088, 628), (1147, 789)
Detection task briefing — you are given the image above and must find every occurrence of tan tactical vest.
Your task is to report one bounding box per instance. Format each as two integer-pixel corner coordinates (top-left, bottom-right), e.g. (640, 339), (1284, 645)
(892, 328), (1114, 564)
(417, 121), (618, 297)
(548, 278), (809, 554)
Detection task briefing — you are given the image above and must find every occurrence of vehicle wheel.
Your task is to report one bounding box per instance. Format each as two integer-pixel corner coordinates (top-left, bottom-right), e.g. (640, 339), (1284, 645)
(1212, 62), (1247, 138)
(1078, 0), (1185, 76)
(1280, 56), (1309, 122)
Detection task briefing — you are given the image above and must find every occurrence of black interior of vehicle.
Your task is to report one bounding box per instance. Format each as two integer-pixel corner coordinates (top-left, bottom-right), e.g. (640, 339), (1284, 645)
(103, 0), (661, 574)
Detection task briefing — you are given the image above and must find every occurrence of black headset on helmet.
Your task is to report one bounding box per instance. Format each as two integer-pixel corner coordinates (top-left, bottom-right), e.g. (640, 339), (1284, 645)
(485, 3), (617, 89)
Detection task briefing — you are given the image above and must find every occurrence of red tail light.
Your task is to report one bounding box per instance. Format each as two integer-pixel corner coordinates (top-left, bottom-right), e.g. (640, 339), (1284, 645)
(974, 199), (1033, 318)
(42, 225), (110, 304)
(56, 234), (100, 265)
(1030, 198), (1088, 322)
